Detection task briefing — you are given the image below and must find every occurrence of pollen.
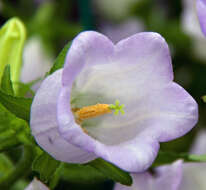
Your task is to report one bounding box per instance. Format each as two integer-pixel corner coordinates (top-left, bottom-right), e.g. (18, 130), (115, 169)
(75, 104), (112, 121)
(73, 100), (125, 123)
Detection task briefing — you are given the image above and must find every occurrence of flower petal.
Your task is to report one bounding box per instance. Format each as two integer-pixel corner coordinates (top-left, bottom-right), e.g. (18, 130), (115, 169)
(154, 160), (183, 190)
(197, 0), (206, 36)
(114, 160), (183, 190)
(133, 82), (198, 142)
(30, 69), (96, 163)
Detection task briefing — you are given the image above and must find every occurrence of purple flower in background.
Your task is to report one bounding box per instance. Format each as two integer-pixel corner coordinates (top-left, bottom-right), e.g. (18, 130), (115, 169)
(114, 160), (183, 190)
(21, 37), (53, 91)
(182, 0), (206, 61)
(197, 0), (206, 36)
(99, 18), (144, 44)
(114, 130), (206, 190)
(31, 31), (198, 172)
(178, 130), (206, 190)
(25, 178), (49, 190)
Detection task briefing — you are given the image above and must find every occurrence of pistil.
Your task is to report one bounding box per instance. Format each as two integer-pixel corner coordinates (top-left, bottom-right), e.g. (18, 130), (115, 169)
(74, 100), (125, 123)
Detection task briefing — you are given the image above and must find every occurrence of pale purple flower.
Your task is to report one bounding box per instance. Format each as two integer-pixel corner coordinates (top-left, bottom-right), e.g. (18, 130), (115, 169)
(25, 178), (49, 190)
(114, 160), (183, 190)
(197, 0), (206, 37)
(21, 37), (53, 91)
(178, 130), (206, 190)
(182, 0), (206, 60)
(31, 31), (198, 172)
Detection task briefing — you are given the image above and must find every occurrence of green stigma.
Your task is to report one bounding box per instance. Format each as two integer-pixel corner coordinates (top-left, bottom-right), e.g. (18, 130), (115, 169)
(109, 100), (125, 115)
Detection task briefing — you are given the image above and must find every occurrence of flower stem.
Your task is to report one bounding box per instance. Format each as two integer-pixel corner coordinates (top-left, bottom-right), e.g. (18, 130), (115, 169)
(0, 145), (35, 189)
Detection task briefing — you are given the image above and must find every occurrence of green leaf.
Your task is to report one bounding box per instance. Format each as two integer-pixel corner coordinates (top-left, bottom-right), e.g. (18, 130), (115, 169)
(0, 145), (35, 189)
(0, 154), (13, 178)
(15, 78), (40, 97)
(0, 90), (32, 121)
(49, 42), (71, 74)
(49, 163), (64, 189)
(153, 151), (206, 167)
(87, 158), (132, 186)
(15, 82), (34, 97)
(32, 152), (60, 183)
(1, 65), (14, 95)
(0, 103), (32, 151)
(0, 17), (26, 93)
(61, 163), (107, 184)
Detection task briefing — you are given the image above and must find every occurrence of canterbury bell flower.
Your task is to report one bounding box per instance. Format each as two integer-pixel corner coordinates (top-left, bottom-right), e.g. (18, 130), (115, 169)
(114, 160), (183, 190)
(30, 31), (198, 172)
(197, 0), (206, 36)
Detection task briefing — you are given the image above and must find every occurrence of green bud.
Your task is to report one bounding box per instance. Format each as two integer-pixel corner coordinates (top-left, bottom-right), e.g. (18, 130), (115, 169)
(0, 17), (26, 93)
(202, 95), (206, 103)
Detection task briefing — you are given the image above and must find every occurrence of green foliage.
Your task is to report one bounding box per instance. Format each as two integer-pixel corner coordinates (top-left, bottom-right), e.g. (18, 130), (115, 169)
(0, 145), (35, 189)
(0, 17), (26, 93)
(0, 103), (31, 151)
(0, 90), (32, 122)
(28, 2), (80, 55)
(1, 64), (34, 97)
(1, 65), (14, 95)
(61, 163), (107, 184)
(49, 42), (71, 74)
(0, 154), (13, 178)
(202, 95), (206, 103)
(15, 82), (34, 97)
(87, 159), (132, 186)
(153, 151), (206, 167)
(32, 152), (60, 183)
(32, 152), (132, 187)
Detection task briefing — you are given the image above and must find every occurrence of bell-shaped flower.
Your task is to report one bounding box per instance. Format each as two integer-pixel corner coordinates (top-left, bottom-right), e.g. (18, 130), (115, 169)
(31, 31), (198, 172)
(114, 160), (183, 190)
(197, 0), (206, 37)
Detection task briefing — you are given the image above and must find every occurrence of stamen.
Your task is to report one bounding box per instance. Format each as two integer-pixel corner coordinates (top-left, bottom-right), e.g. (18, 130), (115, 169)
(74, 100), (125, 122)
(75, 104), (111, 121)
